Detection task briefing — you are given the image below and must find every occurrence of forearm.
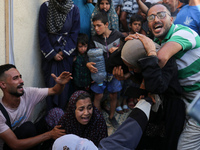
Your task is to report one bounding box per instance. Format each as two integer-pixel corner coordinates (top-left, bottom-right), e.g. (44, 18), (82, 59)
(14, 131), (52, 150)
(157, 41), (182, 68)
(1, 129), (52, 150)
(48, 71), (72, 95)
(48, 83), (65, 95)
(137, 0), (148, 14)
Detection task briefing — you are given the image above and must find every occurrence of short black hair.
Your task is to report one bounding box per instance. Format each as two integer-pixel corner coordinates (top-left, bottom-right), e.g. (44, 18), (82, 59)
(0, 64), (16, 79)
(77, 33), (89, 45)
(92, 12), (108, 24)
(130, 14), (143, 25)
(147, 3), (171, 16)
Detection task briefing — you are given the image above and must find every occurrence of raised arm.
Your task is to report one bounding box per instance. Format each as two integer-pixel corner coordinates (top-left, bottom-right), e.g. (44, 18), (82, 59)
(48, 71), (72, 95)
(136, 0), (148, 14)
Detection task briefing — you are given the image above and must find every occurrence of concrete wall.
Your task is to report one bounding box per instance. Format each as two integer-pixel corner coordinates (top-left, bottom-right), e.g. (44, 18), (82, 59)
(0, 1), (5, 65)
(13, 0), (46, 88)
(0, 1), (5, 97)
(0, 0), (47, 121)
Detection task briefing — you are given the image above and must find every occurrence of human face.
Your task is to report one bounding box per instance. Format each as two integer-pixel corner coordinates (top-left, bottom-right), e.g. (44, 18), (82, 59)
(130, 21), (142, 33)
(99, 0), (110, 12)
(93, 20), (108, 35)
(78, 43), (88, 55)
(3, 68), (24, 97)
(147, 4), (173, 40)
(163, 0), (178, 13)
(75, 97), (93, 125)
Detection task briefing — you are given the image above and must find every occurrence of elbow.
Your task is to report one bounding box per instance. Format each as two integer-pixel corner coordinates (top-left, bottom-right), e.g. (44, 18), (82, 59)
(158, 55), (169, 68)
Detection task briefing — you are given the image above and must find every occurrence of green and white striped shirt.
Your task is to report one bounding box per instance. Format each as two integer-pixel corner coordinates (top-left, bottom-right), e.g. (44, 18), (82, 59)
(155, 24), (200, 102)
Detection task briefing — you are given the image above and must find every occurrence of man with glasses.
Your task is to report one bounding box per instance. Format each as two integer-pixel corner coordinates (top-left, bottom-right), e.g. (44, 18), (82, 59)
(129, 3), (200, 150)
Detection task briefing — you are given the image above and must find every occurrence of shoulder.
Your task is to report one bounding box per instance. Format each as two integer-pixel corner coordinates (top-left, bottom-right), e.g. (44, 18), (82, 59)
(22, 87), (48, 99)
(72, 4), (79, 12)
(40, 1), (49, 9)
(91, 34), (103, 42)
(172, 24), (198, 37)
(39, 1), (49, 15)
(111, 30), (124, 38)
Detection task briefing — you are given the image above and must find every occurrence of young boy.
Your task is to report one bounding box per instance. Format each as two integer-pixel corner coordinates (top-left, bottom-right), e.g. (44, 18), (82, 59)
(87, 12), (124, 128)
(73, 33), (91, 92)
(122, 13), (144, 37)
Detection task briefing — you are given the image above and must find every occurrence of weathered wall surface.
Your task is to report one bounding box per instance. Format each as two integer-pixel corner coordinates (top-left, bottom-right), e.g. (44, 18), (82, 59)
(0, 1), (5, 65)
(13, 0), (46, 88)
(0, 0), (47, 121)
(0, 1), (5, 97)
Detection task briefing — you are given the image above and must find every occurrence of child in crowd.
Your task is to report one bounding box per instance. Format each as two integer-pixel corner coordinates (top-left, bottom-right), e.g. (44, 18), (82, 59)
(87, 12), (124, 128)
(91, 0), (119, 36)
(122, 13), (144, 37)
(73, 33), (92, 92)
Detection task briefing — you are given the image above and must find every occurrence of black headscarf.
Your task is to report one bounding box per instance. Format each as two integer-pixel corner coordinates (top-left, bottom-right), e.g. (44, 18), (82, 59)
(46, 0), (73, 33)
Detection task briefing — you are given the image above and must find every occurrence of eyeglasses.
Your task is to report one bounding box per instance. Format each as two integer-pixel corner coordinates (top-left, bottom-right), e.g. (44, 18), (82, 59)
(147, 11), (171, 22)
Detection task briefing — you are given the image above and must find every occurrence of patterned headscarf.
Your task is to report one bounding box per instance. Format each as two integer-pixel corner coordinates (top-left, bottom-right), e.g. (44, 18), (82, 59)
(58, 90), (108, 146)
(91, 0), (119, 35)
(47, 0), (74, 33)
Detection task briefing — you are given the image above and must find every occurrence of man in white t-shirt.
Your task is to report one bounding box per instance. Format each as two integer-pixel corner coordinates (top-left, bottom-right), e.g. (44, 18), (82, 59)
(0, 64), (72, 150)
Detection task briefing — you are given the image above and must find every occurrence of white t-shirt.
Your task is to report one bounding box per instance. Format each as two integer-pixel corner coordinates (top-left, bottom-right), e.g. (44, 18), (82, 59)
(0, 87), (48, 149)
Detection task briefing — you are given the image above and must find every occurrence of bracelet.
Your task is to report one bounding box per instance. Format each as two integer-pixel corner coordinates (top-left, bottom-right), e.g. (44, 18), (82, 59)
(147, 50), (157, 56)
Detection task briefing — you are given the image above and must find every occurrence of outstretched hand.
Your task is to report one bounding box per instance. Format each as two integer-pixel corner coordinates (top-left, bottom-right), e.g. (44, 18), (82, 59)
(113, 66), (131, 81)
(49, 125), (66, 140)
(51, 71), (72, 85)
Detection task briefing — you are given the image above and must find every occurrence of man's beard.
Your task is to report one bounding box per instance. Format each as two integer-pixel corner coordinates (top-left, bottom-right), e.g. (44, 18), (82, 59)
(9, 83), (24, 97)
(10, 90), (24, 97)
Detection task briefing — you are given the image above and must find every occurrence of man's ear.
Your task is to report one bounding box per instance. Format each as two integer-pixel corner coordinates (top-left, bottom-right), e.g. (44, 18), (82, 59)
(0, 81), (6, 89)
(105, 22), (109, 28)
(170, 16), (174, 24)
(148, 24), (151, 31)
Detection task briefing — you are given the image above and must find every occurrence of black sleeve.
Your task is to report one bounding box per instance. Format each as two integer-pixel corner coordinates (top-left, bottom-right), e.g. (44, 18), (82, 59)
(89, 36), (96, 50)
(138, 56), (178, 94)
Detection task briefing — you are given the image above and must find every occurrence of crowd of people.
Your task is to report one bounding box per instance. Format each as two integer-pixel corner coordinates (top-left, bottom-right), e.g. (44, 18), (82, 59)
(0, 0), (200, 149)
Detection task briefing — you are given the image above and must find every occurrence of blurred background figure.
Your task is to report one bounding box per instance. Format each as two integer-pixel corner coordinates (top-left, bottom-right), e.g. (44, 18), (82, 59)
(73, 0), (94, 40)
